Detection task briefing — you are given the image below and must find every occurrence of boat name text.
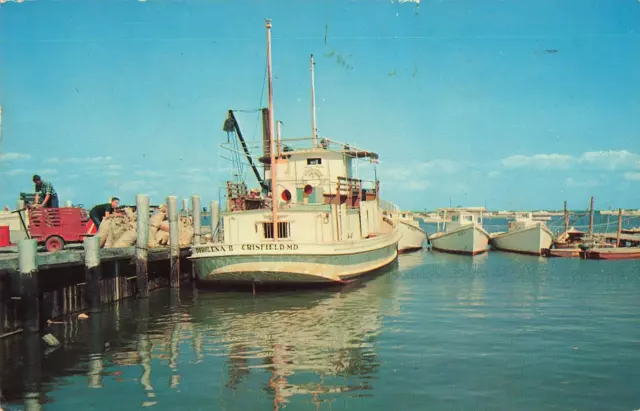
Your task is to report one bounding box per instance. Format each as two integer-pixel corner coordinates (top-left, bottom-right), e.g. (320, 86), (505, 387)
(194, 244), (300, 254)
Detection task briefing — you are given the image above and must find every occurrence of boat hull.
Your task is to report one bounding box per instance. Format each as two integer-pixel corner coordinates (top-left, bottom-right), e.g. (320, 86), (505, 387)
(190, 233), (400, 285)
(429, 224), (490, 255)
(490, 225), (554, 255)
(585, 247), (640, 260)
(398, 220), (427, 253)
(542, 248), (583, 258)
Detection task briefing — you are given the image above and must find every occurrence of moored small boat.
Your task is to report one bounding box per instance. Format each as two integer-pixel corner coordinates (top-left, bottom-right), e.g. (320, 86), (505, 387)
(542, 247), (583, 258)
(584, 247), (640, 260)
(490, 212), (555, 255)
(381, 206), (427, 253)
(429, 207), (490, 255)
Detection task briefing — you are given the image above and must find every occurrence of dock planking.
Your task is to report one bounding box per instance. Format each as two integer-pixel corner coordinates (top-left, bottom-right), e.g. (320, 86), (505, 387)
(0, 246), (192, 275)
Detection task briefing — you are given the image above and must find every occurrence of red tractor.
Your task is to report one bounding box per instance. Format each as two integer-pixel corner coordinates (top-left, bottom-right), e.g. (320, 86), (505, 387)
(26, 207), (98, 252)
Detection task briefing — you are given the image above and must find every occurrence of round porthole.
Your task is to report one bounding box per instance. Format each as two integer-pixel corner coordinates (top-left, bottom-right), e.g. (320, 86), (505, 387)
(304, 184), (313, 196)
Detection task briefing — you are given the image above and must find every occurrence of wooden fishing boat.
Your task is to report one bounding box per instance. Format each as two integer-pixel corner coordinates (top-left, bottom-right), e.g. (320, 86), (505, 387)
(189, 20), (400, 287)
(381, 207), (427, 253)
(490, 212), (555, 255)
(429, 207), (490, 255)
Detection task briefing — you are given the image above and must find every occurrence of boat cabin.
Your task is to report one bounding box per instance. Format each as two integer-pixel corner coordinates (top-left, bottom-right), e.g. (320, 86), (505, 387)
(437, 207), (486, 233)
(220, 137), (386, 245)
(261, 139), (379, 209)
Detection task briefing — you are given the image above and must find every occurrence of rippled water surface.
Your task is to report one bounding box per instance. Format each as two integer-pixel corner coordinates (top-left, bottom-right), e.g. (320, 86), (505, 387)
(1, 249), (640, 410)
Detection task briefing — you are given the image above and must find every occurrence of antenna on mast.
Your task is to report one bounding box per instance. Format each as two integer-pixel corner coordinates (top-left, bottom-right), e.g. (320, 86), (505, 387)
(310, 54), (318, 147)
(266, 18), (279, 241)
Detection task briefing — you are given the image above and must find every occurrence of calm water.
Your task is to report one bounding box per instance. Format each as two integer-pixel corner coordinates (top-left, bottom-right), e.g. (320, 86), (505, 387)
(1, 246), (639, 411)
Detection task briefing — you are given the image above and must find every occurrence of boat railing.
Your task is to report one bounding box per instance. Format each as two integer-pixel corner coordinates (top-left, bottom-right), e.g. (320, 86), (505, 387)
(220, 136), (379, 161)
(278, 136), (379, 159)
(226, 176), (379, 211)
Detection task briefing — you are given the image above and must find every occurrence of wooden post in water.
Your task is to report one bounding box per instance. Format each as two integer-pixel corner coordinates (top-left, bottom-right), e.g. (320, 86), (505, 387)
(563, 200), (569, 233)
(167, 196), (180, 288)
(84, 235), (102, 313)
(588, 196), (595, 237)
(210, 200), (220, 242)
(135, 194), (150, 298)
(192, 195), (201, 245)
(616, 208), (622, 247)
(0, 276), (5, 337)
(18, 239), (40, 332)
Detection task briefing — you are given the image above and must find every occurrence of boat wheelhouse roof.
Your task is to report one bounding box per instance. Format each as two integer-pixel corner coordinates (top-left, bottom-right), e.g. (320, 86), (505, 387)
(258, 136), (379, 164)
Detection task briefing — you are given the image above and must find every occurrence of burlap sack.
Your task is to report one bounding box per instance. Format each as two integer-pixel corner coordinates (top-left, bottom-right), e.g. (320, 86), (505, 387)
(97, 218), (111, 248)
(113, 229), (137, 248)
(155, 230), (169, 245)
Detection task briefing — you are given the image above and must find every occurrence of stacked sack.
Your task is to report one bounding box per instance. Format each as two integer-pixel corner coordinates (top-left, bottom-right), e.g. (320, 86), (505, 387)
(97, 205), (194, 249)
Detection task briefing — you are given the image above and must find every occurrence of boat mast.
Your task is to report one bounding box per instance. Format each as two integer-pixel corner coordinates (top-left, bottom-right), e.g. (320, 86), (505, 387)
(310, 54), (318, 147)
(0, 106), (3, 148)
(266, 18), (279, 241)
(276, 120), (283, 157)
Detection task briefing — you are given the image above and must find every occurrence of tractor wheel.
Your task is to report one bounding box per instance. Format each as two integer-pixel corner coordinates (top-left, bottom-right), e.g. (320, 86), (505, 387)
(45, 236), (65, 252)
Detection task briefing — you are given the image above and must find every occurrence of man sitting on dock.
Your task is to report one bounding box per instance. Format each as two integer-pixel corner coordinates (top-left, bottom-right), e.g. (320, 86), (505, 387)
(89, 197), (120, 229)
(32, 174), (59, 208)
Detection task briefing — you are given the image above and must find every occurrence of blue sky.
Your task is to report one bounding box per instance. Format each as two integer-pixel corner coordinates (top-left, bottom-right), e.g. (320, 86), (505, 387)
(0, 0), (639, 211)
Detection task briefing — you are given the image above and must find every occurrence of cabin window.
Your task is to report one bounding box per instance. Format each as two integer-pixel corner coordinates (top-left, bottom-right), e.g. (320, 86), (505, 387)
(263, 222), (291, 239)
(307, 158), (322, 165)
(452, 216), (459, 222)
(465, 216), (473, 222)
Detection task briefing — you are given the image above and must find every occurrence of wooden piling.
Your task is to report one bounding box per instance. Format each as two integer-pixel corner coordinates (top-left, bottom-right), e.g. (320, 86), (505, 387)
(588, 196), (595, 237)
(211, 200), (220, 242)
(0, 278), (5, 337)
(135, 194), (150, 298)
(167, 196), (180, 288)
(83, 235), (102, 313)
(182, 198), (189, 217)
(23, 331), (43, 410)
(192, 195), (201, 245)
(18, 239), (40, 332)
(616, 208), (622, 247)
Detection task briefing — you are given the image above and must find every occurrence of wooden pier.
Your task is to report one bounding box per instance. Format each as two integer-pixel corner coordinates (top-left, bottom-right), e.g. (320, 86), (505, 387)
(0, 194), (215, 339)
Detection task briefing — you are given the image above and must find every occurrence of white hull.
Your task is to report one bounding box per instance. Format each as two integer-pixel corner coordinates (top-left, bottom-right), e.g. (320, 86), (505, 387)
(490, 225), (554, 255)
(429, 224), (490, 255)
(190, 231), (401, 285)
(398, 220), (426, 253)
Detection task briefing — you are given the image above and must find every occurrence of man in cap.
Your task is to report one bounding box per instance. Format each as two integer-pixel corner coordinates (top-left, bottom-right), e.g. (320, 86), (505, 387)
(89, 197), (120, 229)
(32, 174), (59, 208)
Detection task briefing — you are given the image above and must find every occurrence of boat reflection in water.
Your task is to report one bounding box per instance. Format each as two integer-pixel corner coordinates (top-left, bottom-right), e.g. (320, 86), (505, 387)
(396, 249), (427, 272)
(190, 265), (398, 409)
(0, 263), (399, 410)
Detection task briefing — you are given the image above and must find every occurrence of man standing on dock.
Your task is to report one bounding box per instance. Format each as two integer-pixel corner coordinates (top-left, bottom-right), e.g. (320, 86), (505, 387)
(32, 174), (59, 208)
(89, 197), (120, 229)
